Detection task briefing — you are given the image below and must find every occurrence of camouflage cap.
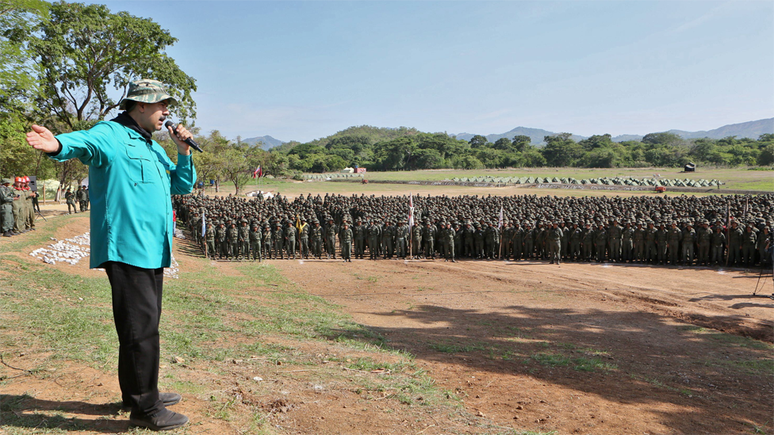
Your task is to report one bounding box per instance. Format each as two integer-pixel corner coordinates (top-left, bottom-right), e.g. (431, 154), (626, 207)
(119, 79), (177, 110)
(1, 178), (11, 184)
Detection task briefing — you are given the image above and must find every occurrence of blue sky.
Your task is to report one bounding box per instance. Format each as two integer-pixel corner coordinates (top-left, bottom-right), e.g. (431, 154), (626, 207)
(86, 1), (772, 143)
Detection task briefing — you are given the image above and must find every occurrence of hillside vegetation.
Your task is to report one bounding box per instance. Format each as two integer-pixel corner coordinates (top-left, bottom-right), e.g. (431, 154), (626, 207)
(270, 127), (774, 174)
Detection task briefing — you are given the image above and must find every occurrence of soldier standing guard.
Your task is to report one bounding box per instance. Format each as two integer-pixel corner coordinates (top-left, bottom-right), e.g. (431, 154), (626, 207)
(249, 223), (262, 261)
(423, 220), (436, 260)
(727, 220), (742, 266)
(311, 220), (323, 259)
(298, 217), (310, 259)
(368, 219), (381, 260)
(325, 218), (337, 259)
(12, 178), (26, 233)
(697, 220), (712, 266)
(681, 222), (696, 265)
(238, 219), (250, 260)
(353, 218), (366, 259)
(65, 187), (77, 214)
(285, 220), (297, 259)
(340, 222), (353, 262)
(547, 221), (563, 265)
(411, 220), (423, 259)
(395, 220), (409, 259)
(0, 178), (16, 237)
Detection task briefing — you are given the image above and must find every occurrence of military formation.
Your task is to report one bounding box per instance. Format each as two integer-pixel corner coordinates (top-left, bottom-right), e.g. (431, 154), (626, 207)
(175, 192), (773, 268)
(1, 177), (38, 237)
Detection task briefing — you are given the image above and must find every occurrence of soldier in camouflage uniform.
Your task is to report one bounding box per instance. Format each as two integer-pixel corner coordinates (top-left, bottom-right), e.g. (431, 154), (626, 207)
(681, 222), (696, 265)
(547, 221), (563, 265)
(262, 223), (273, 259)
(582, 222), (594, 261)
(423, 220), (436, 259)
(285, 221), (297, 259)
(594, 224), (607, 262)
(298, 217), (310, 259)
(272, 222), (284, 259)
(656, 222), (668, 264)
(311, 220), (324, 259)
(381, 220), (395, 259)
(1, 178), (16, 237)
(645, 222), (658, 263)
(696, 220), (712, 266)
(411, 221), (423, 259)
(395, 220), (409, 259)
(524, 221), (536, 260)
(238, 219), (250, 260)
(710, 223), (726, 266)
(325, 218), (338, 259)
(353, 218), (366, 259)
(249, 223), (262, 261)
(667, 222), (682, 265)
(65, 187), (77, 214)
(368, 219), (381, 260)
(340, 222), (353, 262)
(205, 221), (216, 258)
(607, 219), (622, 263)
(741, 223), (757, 267)
(227, 221), (239, 260)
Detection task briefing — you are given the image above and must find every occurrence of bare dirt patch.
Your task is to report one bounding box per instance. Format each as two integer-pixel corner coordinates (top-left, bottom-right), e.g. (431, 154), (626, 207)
(272, 258), (774, 435)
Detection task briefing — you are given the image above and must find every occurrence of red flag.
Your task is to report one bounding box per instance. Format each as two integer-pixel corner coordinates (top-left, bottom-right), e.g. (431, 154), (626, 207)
(253, 166), (262, 178)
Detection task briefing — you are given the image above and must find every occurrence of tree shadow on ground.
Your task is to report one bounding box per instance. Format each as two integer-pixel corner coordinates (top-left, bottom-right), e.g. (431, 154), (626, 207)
(327, 304), (773, 434)
(0, 394), (127, 433)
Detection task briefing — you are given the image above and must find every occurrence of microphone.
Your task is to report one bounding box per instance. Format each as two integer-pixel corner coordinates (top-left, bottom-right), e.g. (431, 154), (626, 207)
(165, 121), (203, 153)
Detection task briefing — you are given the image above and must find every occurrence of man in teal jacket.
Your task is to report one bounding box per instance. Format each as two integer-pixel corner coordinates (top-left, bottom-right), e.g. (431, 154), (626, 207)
(26, 79), (195, 431)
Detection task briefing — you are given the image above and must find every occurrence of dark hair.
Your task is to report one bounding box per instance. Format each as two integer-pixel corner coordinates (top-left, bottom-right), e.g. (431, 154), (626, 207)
(123, 100), (137, 113)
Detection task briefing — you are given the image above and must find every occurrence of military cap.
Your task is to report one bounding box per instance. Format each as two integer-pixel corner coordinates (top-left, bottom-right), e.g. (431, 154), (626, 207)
(1, 178), (11, 184)
(119, 79), (177, 110)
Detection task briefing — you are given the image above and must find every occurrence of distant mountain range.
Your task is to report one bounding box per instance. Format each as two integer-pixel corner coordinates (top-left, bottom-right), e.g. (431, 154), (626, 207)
(241, 135), (284, 150)
(240, 118), (773, 148)
(455, 118), (773, 145)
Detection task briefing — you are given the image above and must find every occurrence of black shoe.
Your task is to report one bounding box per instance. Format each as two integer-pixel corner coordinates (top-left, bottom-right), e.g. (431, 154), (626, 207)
(129, 408), (188, 431)
(123, 392), (182, 410)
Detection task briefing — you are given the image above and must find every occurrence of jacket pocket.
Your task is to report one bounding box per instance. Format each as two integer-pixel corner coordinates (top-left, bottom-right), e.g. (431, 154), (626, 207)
(125, 144), (151, 183)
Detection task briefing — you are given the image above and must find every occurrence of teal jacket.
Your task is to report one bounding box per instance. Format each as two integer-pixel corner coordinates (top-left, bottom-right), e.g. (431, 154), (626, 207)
(51, 120), (196, 269)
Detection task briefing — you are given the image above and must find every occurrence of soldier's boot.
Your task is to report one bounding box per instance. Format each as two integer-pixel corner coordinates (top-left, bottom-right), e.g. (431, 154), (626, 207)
(3, 231), (11, 237)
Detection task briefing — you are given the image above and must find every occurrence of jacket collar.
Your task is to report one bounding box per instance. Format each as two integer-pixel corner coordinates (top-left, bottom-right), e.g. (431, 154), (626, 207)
(111, 112), (152, 143)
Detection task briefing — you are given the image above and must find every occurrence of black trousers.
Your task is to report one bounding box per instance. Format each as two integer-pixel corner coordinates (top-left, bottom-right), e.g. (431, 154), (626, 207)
(104, 261), (164, 415)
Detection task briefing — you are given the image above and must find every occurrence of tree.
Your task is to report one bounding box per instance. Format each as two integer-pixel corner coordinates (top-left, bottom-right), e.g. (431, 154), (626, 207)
(469, 135), (488, 149)
(511, 135), (531, 152)
(30, 2), (196, 130)
(642, 132), (682, 146)
(451, 154), (484, 169)
(541, 133), (582, 167)
(579, 134), (614, 150)
(757, 144), (774, 166)
(222, 143), (263, 196)
(0, 0), (48, 102)
(493, 137), (512, 151)
(374, 137), (416, 170)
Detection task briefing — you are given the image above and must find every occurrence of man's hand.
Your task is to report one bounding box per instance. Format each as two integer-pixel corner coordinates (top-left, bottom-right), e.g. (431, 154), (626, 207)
(26, 125), (59, 154)
(167, 123), (192, 156)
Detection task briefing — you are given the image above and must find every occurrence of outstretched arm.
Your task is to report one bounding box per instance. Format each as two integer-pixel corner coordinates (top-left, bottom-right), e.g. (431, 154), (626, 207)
(26, 125), (60, 154)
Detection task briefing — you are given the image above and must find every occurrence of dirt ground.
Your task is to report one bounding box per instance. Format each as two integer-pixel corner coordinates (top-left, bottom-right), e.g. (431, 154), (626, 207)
(2, 203), (773, 435)
(270, 258), (773, 435)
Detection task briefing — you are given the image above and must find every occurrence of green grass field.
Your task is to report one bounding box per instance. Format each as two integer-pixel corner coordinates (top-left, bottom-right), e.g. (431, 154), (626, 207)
(358, 167), (773, 190)
(208, 167), (771, 199)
